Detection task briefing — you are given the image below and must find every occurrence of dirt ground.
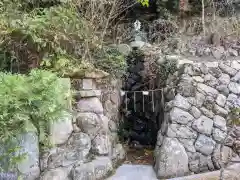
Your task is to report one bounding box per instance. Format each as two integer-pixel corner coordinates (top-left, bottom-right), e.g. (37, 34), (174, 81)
(123, 144), (154, 165)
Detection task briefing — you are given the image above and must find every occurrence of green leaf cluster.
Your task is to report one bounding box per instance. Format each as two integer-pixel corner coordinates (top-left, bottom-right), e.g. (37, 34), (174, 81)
(0, 2), (92, 66)
(0, 70), (68, 144)
(0, 145), (27, 173)
(93, 47), (127, 78)
(159, 58), (178, 84)
(137, 0), (149, 7)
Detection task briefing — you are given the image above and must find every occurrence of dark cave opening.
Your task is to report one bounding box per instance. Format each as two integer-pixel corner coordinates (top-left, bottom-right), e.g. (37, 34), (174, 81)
(120, 48), (164, 148)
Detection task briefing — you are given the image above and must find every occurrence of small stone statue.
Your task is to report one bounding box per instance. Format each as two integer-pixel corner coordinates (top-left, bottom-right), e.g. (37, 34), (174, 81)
(134, 20), (141, 32)
(133, 20), (142, 42)
(131, 19), (147, 48)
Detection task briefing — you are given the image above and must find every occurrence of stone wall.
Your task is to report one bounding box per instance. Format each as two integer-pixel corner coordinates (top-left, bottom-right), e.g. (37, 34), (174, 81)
(72, 76), (121, 125)
(0, 73), (124, 180)
(0, 78), (73, 180)
(154, 59), (240, 179)
(96, 78), (122, 128)
(39, 73), (125, 180)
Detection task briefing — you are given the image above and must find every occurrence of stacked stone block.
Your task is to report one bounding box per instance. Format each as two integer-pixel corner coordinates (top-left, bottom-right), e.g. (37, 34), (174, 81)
(39, 73), (125, 180)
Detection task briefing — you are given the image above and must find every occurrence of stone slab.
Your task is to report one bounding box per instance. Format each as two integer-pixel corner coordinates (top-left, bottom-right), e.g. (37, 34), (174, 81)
(76, 90), (101, 97)
(108, 164), (157, 180)
(168, 163), (240, 180)
(72, 156), (113, 180)
(82, 79), (96, 90)
(84, 69), (109, 79)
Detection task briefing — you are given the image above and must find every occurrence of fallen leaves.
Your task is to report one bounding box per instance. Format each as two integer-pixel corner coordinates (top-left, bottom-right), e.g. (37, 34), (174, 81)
(124, 146), (154, 165)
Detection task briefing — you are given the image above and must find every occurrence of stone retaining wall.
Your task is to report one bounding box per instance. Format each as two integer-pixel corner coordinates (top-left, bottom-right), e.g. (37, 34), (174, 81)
(168, 163), (240, 180)
(154, 59), (240, 179)
(0, 72), (124, 180)
(39, 73), (125, 180)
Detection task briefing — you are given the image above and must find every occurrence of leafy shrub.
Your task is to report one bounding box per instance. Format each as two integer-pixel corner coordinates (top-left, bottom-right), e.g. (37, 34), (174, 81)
(148, 19), (178, 42)
(229, 108), (240, 125)
(158, 58), (178, 86)
(0, 0), (127, 77)
(0, 70), (68, 145)
(155, 0), (179, 18)
(93, 47), (127, 78)
(0, 2), (94, 72)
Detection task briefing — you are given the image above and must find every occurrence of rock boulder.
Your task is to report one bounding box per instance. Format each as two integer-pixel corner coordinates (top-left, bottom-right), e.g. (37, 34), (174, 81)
(154, 138), (189, 178)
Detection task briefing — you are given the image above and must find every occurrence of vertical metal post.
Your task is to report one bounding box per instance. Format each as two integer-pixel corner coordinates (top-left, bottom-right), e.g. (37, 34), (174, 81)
(125, 91), (128, 112)
(134, 92), (136, 112)
(152, 90), (155, 112)
(142, 93), (145, 112)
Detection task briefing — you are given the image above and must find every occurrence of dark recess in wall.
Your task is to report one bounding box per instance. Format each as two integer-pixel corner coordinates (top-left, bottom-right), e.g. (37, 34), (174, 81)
(120, 48), (164, 147)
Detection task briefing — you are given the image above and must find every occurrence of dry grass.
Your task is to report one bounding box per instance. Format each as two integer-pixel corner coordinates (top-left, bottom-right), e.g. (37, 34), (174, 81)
(152, 0), (240, 49)
(181, 16), (240, 38)
(178, 0), (240, 39)
(72, 0), (137, 45)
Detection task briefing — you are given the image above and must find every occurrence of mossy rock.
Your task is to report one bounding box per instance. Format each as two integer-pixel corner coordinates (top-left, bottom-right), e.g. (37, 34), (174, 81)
(63, 67), (109, 79)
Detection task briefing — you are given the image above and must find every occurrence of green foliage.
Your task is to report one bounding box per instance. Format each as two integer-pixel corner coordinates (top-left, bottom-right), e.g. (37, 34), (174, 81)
(0, 69), (69, 173)
(0, 3), (92, 65)
(0, 50), (12, 72)
(155, 0), (179, 18)
(137, 0), (149, 7)
(126, 48), (145, 65)
(230, 108), (240, 125)
(159, 59), (178, 83)
(0, 70), (68, 144)
(0, 146), (26, 172)
(40, 54), (94, 77)
(117, 119), (130, 142)
(0, 0), (126, 77)
(93, 47), (127, 78)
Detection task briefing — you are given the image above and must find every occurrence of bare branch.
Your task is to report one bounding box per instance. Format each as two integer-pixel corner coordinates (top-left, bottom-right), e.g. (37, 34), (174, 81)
(201, 0), (206, 37)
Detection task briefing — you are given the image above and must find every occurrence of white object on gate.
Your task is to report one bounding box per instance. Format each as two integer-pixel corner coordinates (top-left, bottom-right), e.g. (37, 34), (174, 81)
(142, 91), (149, 95)
(120, 90), (125, 96)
